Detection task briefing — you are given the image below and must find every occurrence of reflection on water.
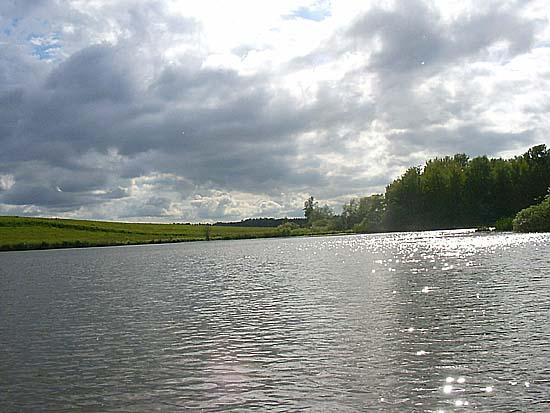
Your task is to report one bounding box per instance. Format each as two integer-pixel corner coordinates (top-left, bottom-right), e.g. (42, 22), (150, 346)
(1, 230), (549, 412)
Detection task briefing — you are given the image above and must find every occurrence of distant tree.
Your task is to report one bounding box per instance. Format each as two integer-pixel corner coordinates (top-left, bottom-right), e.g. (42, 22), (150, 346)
(354, 195), (386, 232)
(311, 205), (335, 228)
(342, 194), (385, 232)
(215, 217), (306, 227)
(303, 196), (336, 229)
(303, 196), (318, 223)
(341, 197), (360, 229)
(453, 153), (469, 168)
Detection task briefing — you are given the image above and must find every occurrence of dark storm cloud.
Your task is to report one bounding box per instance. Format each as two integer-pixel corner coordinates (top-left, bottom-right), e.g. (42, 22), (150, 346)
(347, 0), (535, 74)
(1, 44), (135, 162)
(0, 158), (128, 210)
(347, 1), (445, 73)
(387, 126), (535, 158)
(46, 45), (136, 103)
(345, 0), (538, 74)
(1, 182), (127, 209)
(0, 40), (318, 209)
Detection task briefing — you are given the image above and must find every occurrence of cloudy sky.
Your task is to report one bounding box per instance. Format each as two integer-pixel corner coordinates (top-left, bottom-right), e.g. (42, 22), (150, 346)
(1, 0), (549, 222)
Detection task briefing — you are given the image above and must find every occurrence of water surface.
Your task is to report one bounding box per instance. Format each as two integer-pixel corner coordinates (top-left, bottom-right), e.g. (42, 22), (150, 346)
(1, 230), (549, 412)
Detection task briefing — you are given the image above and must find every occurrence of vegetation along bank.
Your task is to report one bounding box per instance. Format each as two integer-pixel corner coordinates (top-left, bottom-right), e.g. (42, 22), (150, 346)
(1, 144), (548, 251)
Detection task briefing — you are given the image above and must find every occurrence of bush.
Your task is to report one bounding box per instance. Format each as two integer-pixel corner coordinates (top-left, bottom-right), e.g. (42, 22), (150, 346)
(513, 196), (550, 232)
(277, 222), (299, 236)
(494, 217), (513, 231)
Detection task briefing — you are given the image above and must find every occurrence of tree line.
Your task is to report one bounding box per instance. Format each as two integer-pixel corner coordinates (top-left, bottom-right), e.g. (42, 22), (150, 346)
(304, 144), (550, 232)
(215, 217), (307, 228)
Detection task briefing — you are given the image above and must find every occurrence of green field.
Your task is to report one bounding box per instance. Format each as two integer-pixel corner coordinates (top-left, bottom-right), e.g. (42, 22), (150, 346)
(0, 216), (316, 251)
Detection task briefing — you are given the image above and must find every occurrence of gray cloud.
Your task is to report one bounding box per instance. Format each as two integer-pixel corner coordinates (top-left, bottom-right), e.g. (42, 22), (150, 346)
(0, 0), (548, 220)
(347, 0), (535, 74)
(387, 126), (535, 158)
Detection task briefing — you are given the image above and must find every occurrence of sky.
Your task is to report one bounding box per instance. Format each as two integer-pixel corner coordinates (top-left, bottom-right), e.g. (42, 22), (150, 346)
(1, 0), (549, 222)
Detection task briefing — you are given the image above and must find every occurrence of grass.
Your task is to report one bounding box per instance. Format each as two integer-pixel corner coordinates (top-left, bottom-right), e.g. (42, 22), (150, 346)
(0, 216), (322, 251)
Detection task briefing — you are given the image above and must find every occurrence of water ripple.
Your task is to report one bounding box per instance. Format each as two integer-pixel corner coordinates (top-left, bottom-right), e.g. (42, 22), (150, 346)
(1, 230), (549, 412)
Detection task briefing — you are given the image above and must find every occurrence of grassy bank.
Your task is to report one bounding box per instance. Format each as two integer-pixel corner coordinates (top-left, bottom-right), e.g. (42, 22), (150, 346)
(0, 216), (321, 251)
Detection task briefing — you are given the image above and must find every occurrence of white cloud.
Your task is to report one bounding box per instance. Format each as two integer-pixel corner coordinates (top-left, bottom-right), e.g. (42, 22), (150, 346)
(0, 175), (15, 191)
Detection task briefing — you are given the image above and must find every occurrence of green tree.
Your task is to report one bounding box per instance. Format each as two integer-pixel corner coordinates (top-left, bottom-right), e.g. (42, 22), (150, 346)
(384, 166), (423, 230)
(447, 159), (466, 227)
(523, 144), (550, 204)
(310, 205), (335, 228)
(422, 158), (451, 228)
(342, 195), (386, 231)
(352, 194), (386, 232)
(491, 159), (515, 220)
(303, 196), (335, 228)
(464, 156), (493, 225)
(303, 196), (318, 224)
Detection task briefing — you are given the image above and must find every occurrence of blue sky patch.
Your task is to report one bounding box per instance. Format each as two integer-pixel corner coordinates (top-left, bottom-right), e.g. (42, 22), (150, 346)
(286, 3), (331, 22)
(3, 17), (21, 36)
(28, 32), (61, 60)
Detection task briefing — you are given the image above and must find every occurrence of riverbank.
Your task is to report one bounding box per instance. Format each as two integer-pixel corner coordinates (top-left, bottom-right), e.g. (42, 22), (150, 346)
(0, 216), (334, 251)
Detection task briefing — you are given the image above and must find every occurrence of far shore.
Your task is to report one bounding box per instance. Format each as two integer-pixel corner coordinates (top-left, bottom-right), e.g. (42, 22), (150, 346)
(1, 215), (518, 253)
(0, 215), (343, 252)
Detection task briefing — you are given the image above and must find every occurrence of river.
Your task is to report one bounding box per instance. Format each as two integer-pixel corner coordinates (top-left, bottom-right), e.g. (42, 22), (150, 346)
(1, 229), (549, 412)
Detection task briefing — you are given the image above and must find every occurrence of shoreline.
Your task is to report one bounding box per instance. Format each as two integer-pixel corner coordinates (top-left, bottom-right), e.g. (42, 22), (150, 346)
(2, 215), (532, 253)
(0, 231), (353, 253)
(0, 215), (345, 252)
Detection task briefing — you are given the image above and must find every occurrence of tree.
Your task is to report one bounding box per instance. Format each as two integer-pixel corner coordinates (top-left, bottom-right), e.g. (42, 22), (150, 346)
(310, 205), (335, 228)
(523, 144), (550, 204)
(353, 194), (386, 232)
(341, 194), (385, 232)
(384, 166), (423, 230)
(464, 156), (493, 225)
(277, 222), (299, 236)
(303, 196), (318, 223)
(305, 145), (549, 233)
(303, 196), (335, 228)
(491, 159), (515, 220)
(341, 197), (360, 229)
(422, 158), (451, 228)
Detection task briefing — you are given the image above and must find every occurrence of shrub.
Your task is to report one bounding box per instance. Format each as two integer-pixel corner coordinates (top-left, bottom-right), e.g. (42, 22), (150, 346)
(494, 217), (513, 231)
(277, 222), (299, 236)
(513, 196), (550, 232)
